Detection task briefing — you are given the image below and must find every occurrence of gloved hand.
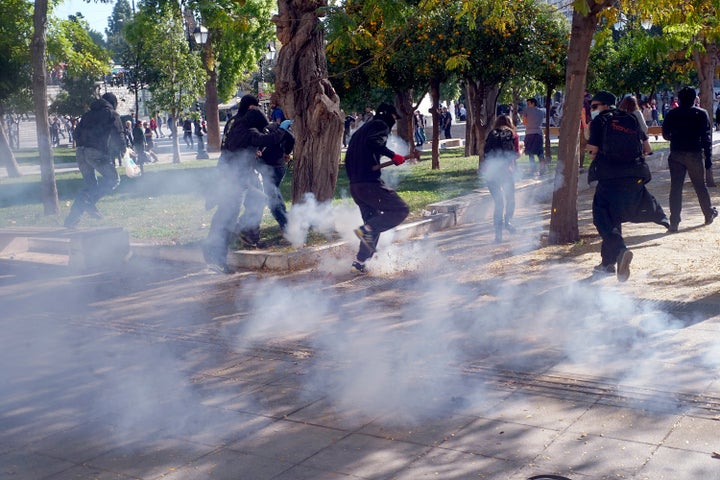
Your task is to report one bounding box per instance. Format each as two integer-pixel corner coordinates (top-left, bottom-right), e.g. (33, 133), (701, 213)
(279, 119), (294, 131)
(392, 154), (405, 166)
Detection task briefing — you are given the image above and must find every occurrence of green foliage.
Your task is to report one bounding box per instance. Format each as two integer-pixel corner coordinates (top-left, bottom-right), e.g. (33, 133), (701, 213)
(47, 16), (113, 116)
(0, 0), (33, 102)
(190, 0), (275, 102)
(124, 4), (206, 117)
(106, 0), (133, 63)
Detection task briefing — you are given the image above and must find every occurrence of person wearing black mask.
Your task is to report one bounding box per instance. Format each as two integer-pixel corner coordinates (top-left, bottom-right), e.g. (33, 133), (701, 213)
(202, 95), (285, 273)
(345, 102), (410, 274)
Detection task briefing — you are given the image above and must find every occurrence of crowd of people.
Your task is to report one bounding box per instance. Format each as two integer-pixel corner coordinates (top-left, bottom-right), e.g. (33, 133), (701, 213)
(57, 84), (718, 279)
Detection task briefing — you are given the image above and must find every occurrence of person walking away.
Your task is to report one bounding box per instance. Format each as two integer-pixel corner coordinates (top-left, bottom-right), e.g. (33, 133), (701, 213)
(346, 102), (410, 274)
(662, 86), (718, 230)
(144, 121), (159, 163)
(64, 92), (130, 228)
(586, 90), (670, 282)
(149, 116), (159, 138)
(202, 95), (285, 273)
(482, 114), (520, 243)
(182, 118), (194, 147)
(618, 95), (648, 135)
(132, 120), (148, 173)
(522, 98), (547, 176)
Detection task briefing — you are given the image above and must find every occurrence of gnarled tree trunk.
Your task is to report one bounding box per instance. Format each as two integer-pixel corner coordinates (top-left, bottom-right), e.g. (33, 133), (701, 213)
(273, 0), (343, 203)
(694, 41), (717, 122)
(394, 89), (414, 149)
(429, 79), (441, 169)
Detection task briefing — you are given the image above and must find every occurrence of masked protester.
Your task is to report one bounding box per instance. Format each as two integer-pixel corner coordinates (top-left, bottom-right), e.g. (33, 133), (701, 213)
(64, 92), (129, 228)
(345, 102), (410, 274)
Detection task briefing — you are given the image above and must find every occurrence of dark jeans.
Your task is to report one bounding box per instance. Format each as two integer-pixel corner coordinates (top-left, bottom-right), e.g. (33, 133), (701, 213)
(592, 180), (667, 266)
(668, 150), (713, 225)
(258, 164), (288, 231)
(350, 182), (410, 262)
(204, 153), (266, 265)
(69, 146), (120, 216)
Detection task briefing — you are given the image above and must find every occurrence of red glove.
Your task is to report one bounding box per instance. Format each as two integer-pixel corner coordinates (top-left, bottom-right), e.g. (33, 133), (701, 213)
(392, 154), (405, 166)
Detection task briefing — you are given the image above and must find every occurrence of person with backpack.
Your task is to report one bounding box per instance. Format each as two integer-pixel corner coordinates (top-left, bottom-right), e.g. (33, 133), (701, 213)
(482, 114), (520, 243)
(586, 90), (670, 282)
(64, 92), (130, 228)
(662, 86), (718, 231)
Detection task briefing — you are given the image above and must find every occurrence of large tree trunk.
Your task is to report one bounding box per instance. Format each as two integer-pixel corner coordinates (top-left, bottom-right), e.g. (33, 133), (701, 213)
(548, 5), (609, 244)
(694, 41), (717, 121)
(171, 107), (181, 163)
(31, 0), (59, 215)
(0, 108), (22, 177)
(273, 0), (343, 204)
(429, 79), (441, 170)
(465, 80), (499, 162)
(203, 39), (221, 153)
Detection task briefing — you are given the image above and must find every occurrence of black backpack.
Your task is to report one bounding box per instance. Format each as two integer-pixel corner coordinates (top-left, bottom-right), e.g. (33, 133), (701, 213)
(484, 128), (515, 155)
(599, 110), (643, 163)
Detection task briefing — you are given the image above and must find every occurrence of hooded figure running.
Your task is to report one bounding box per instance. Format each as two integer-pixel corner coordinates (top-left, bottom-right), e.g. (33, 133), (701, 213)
(345, 102), (410, 274)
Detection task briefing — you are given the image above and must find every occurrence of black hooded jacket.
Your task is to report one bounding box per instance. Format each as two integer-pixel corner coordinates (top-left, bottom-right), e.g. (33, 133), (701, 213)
(344, 117), (397, 184)
(222, 108), (285, 153)
(73, 98), (125, 157)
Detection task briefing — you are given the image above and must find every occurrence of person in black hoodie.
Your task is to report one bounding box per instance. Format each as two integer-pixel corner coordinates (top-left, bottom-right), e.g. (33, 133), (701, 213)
(662, 86), (718, 231)
(64, 92), (129, 228)
(345, 102), (410, 274)
(202, 95), (286, 273)
(255, 118), (295, 233)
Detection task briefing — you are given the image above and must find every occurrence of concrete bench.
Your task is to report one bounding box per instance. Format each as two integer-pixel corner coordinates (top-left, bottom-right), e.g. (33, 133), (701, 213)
(0, 226), (130, 270)
(439, 138), (464, 149)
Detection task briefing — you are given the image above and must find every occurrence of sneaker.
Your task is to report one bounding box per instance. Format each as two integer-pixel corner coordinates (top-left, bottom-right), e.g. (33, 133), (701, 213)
(658, 217), (670, 230)
(237, 231), (265, 248)
(354, 226), (376, 254)
(593, 263), (615, 274)
(504, 222), (516, 233)
(667, 222), (679, 233)
(206, 263), (232, 274)
(351, 261), (367, 275)
(705, 207), (718, 225)
(616, 248), (633, 282)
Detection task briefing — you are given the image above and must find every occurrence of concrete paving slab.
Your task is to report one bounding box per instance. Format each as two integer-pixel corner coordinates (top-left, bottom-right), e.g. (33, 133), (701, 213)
(160, 447), (295, 480)
(226, 419), (348, 464)
(357, 413), (477, 447)
(439, 417), (563, 464)
(42, 465), (136, 479)
(634, 445), (720, 479)
(660, 415), (719, 453)
(519, 431), (656, 479)
(85, 437), (217, 480)
(299, 432), (433, 479)
(392, 447), (523, 479)
(565, 403), (679, 444)
(0, 450), (75, 479)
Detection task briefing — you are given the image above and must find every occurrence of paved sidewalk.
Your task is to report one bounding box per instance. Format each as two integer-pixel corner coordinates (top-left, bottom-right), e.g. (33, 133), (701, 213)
(2, 146), (720, 479)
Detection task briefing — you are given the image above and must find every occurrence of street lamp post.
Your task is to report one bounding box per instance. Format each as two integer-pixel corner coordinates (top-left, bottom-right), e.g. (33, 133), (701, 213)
(193, 24), (210, 160)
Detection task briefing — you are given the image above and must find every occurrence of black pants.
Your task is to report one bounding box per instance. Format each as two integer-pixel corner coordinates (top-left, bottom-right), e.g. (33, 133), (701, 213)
(350, 182), (410, 262)
(592, 180), (667, 266)
(668, 150), (713, 225)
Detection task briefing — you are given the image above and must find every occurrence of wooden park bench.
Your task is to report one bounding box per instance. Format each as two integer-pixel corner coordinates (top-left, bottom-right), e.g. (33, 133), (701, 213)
(0, 226), (130, 270)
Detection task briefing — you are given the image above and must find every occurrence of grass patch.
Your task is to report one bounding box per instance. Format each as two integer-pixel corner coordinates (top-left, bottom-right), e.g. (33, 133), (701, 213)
(0, 143), (669, 246)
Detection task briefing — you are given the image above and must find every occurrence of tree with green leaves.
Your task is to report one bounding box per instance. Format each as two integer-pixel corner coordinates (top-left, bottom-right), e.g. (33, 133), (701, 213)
(185, 0), (275, 153)
(48, 15), (112, 117)
(106, 0), (132, 63)
(0, 0), (33, 177)
(124, 2), (206, 164)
